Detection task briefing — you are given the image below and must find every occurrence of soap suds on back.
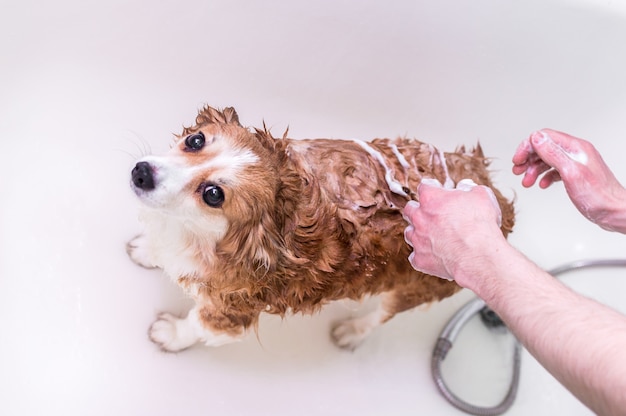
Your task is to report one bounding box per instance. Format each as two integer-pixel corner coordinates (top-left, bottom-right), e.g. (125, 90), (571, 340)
(351, 139), (408, 197)
(389, 143), (411, 169)
(437, 149), (455, 189)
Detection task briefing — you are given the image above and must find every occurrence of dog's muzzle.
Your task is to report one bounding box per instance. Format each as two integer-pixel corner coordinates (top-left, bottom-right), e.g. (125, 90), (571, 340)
(132, 161), (155, 191)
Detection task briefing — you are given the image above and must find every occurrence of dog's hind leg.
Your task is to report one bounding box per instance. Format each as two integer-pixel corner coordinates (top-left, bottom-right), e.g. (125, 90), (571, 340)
(331, 292), (399, 351)
(149, 304), (250, 352)
(331, 276), (461, 350)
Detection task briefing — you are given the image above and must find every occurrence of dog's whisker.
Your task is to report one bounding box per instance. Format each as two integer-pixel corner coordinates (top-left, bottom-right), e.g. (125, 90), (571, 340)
(121, 131), (154, 159)
(113, 147), (142, 161)
(135, 132), (153, 157)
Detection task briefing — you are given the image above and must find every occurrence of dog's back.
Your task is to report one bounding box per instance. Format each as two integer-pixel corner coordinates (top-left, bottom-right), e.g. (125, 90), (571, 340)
(276, 136), (514, 347)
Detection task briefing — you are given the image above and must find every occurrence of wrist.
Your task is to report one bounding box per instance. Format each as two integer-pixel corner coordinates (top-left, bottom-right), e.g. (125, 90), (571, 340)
(450, 233), (518, 296)
(594, 186), (626, 233)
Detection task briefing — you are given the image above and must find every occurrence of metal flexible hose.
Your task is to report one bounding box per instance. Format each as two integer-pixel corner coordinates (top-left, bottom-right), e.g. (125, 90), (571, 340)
(431, 258), (626, 415)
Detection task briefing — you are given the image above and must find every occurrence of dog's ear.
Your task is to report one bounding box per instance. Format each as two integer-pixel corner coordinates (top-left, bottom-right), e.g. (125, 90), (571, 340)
(196, 105), (241, 127)
(217, 212), (283, 275)
(216, 162), (304, 276)
(253, 122), (288, 152)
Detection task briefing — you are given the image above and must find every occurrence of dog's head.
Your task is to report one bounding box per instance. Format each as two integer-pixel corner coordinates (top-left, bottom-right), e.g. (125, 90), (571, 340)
(131, 106), (288, 271)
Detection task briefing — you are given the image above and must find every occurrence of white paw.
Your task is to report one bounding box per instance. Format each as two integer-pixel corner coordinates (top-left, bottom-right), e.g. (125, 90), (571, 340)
(149, 313), (198, 352)
(126, 234), (158, 269)
(331, 319), (369, 351)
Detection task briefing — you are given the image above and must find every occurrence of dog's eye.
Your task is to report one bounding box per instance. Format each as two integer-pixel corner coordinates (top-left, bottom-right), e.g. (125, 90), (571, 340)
(184, 132), (205, 151)
(202, 184), (225, 208)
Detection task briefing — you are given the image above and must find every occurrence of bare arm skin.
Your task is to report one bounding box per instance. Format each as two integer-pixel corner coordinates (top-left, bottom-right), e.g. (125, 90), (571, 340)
(403, 129), (626, 415)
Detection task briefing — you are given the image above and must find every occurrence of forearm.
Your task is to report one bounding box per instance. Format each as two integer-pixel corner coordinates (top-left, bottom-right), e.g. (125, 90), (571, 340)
(594, 186), (626, 234)
(456, 243), (626, 415)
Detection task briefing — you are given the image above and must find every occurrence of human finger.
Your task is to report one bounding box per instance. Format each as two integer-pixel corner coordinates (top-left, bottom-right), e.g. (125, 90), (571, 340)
(403, 223), (415, 247)
(408, 252), (454, 281)
(414, 177), (445, 207)
(520, 159), (553, 188)
(407, 252), (421, 274)
(512, 134), (554, 182)
(512, 161), (529, 176)
(541, 129), (589, 163)
(512, 137), (534, 167)
(529, 129), (584, 174)
(513, 129), (578, 187)
(455, 179), (501, 223)
(538, 168), (562, 189)
(419, 177), (444, 190)
(403, 200), (421, 219)
(455, 178), (478, 191)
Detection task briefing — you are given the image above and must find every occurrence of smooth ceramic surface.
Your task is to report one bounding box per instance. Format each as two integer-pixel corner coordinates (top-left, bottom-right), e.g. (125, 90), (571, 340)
(2, 1), (626, 414)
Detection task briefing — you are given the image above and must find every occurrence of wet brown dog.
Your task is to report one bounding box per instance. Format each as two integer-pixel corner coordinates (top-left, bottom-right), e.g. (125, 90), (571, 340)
(127, 105), (514, 351)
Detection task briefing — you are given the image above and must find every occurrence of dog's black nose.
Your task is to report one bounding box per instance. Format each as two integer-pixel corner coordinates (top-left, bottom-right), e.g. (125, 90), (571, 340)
(132, 161), (155, 190)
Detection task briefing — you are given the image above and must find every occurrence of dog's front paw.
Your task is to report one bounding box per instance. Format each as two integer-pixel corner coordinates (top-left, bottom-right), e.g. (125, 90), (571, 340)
(126, 234), (158, 269)
(331, 319), (369, 351)
(149, 313), (199, 352)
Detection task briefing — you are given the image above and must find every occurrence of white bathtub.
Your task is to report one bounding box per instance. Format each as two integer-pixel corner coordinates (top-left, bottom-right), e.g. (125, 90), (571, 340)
(2, 0), (626, 414)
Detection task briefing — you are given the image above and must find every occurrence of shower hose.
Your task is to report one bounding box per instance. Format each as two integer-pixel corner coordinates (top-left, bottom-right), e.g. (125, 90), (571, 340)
(431, 258), (626, 416)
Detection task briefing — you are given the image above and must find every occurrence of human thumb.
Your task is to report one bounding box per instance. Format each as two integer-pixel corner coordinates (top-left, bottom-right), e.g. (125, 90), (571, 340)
(531, 130), (583, 171)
